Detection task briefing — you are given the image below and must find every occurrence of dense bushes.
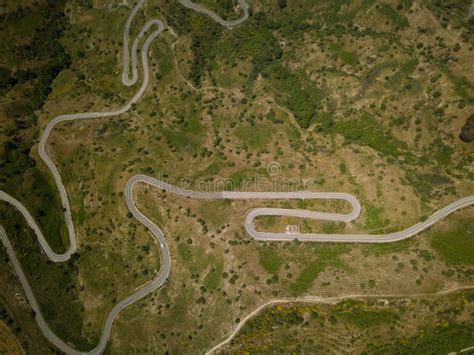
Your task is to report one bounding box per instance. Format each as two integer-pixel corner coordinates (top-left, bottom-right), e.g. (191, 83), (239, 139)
(267, 64), (322, 128)
(189, 20), (223, 86)
(278, 0), (287, 9)
(1, 0), (71, 252)
(459, 114), (474, 142)
(0, 67), (17, 91)
(0, 2), (92, 347)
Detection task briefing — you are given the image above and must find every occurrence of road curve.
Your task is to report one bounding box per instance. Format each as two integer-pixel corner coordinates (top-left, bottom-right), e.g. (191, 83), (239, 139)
(0, 0), (472, 354)
(246, 196), (474, 242)
(1, 2), (166, 352)
(122, 0), (249, 87)
(0, 1), (247, 354)
(179, 0), (249, 28)
(126, 175), (473, 243)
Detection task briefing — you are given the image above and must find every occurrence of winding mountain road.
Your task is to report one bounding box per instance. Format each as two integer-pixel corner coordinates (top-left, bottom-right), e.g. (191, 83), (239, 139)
(127, 175), (473, 243)
(179, 0), (249, 27)
(0, 1), (473, 354)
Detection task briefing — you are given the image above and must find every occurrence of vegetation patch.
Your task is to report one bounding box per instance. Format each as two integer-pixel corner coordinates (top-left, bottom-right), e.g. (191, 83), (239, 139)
(369, 322), (473, 354)
(327, 112), (406, 157)
(0, 320), (24, 354)
(459, 114), (474, 143)
(430, 221), (474, 265)
(0, 207), (94, 351)
(335, 300), (398, 327)
(258, 246), (282, 274)
(265, 63), (323, 129)
(222, 292), (473, 354)
(330, 43), (358, 66)
(364, 204), (389, 231)
(379, 3), (409, 28)
(0, 0), (71, 250)
(235, 123), (272, 150)
(290, 244), (349, 295)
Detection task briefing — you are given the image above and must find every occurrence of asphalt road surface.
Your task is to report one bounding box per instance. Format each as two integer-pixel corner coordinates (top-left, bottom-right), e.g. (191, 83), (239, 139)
(0, 1), (472, 354)
(179, 0), (249, 27)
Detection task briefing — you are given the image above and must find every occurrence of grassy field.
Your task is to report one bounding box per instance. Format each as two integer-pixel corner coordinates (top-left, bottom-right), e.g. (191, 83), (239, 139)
(0, 320), (25, 355)
(289, 244), (350, 296)
(258, 245), (283, 274)
(430, 217), (474, 265)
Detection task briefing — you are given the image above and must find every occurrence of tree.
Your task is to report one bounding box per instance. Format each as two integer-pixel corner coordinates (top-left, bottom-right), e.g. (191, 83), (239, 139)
(460, 114), (474, 143)
(278, 0), (287, 9)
